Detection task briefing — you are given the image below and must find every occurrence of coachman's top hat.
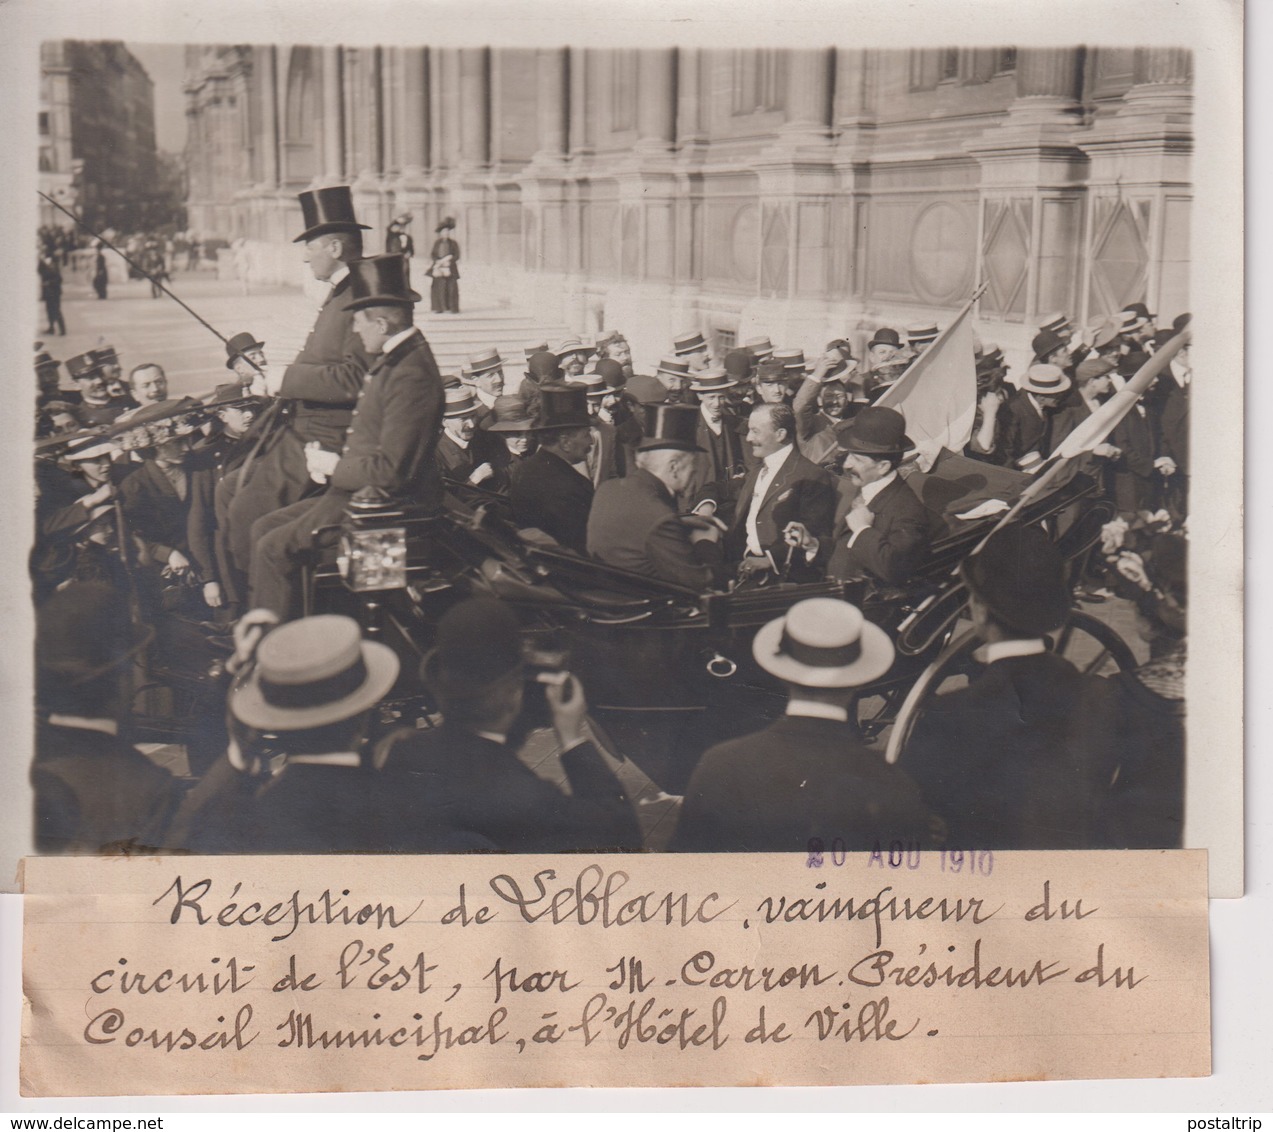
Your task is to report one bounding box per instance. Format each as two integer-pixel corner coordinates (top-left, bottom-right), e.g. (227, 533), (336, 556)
(293, 186), (371, 244)
(534, 383), (591, 430)
(868, 327), (902, 350)
(224, 331), (266, 368)
(231, 615), (400, 731)
(834, 405), (914, 457)
(638, 403), (704, 453)
(961, 525), (1070, 638)
(345, 255), (422, 311)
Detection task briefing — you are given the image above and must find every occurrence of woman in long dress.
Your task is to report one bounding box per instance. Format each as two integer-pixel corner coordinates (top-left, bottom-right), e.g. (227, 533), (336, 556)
(428, 217), (460, 314)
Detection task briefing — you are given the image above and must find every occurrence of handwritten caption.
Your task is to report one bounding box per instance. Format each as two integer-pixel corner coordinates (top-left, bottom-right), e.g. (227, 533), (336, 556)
(21, 852), (1210, 1093)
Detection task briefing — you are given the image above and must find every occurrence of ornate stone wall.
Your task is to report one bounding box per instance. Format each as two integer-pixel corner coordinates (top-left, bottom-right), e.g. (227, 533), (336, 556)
(184, 45), (1192, 369)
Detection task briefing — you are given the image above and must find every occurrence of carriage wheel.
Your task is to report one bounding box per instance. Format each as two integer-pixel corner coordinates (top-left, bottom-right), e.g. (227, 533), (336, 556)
(883, 610), (1140, 765)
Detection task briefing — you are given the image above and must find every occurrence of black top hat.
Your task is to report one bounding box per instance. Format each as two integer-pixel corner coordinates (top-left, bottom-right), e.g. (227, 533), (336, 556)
(637, 403), (705, 453)
(961, 525), (1070, 638)
(224, 331), (266, 368)
(421, 599), (524, 700)
(345, 255), (423, 311)
(834, 405), (914, 457)
(436, 216), (457, 233)
(534, 383), (591, 430)
(868, 328), (902, 350)
(293, 186), (371, 244)
(66, 353), (103, 381)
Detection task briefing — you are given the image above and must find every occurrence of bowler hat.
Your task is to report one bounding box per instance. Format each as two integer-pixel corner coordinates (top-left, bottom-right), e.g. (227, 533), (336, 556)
(689, 367), (739, 394)
(834, 405), (914, 457)
(345, 254), (422, 311)
(868, 327), (902, 350)
(1032, 329), (1069, 361)
(484, 396), (536, 432)
(535, 383), (590, 430)
(961, 525), (1070, 637)
(673, 330), (708, 356)
(231, 615), (399, 731)
(66, 353), (103, 381)
(528, 351), (563, 381)
(224, 331), (266, 368)
(637, 402), (705, 453)
(752, 597), (894, 688)
(595, 358), (627, 388)
(34, 351), (60, 372)
(1019, 363), (1071, 396)
(293, 186), (371, 243)
(723, 349), (754, 380)
(421, 599), (524, 700)
(1171, 312), (1192, 333)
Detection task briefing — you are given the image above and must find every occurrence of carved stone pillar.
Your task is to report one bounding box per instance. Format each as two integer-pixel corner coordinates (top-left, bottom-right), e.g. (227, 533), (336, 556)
(780, 48), (833, 146)
(568, 48), (592, 159)
(532, 48), (568, 166)
(458, 48), (490, 169)
(399, 48), (429, 175)
(320, 47), (345, 182)
(636, 49), (676, 153)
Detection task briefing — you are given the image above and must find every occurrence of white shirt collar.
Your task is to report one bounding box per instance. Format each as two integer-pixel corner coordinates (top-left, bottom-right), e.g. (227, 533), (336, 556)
(860, 469), (897, 505)
(328, 263), (350, 287)
(761, 444), (793, 477)
(445, 427), (471, 450)
(786, 700), (849, 723)
(380, 327), (416, 356)
(46, 714), (118, 736)
(701, 406), (722, 435)
(974, 638), (1048, 664)
(475, 387), (498, 409)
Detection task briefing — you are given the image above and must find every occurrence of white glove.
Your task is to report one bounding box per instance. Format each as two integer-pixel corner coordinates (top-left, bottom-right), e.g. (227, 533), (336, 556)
(304, 442), (340, 483)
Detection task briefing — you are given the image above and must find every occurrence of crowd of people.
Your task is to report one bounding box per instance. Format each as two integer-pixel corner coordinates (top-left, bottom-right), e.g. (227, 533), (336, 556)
(30, 185), (1190, 858)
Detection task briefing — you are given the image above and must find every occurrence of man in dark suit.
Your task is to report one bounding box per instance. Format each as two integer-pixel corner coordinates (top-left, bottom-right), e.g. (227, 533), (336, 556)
(588, 403), (727, 591)
(249, 254), (445, 620)
(726, 402), (836, 584)
(672, 596), (932, 852)
(380, 599), (641, 853)
(996, 363), (1071, 472)
(682, 367), (749, 520)
(227, 187), (372, 580)
(787, 407), (936, 587)
(897, 525), (1120, 849)
(508, 384), (595, 553)
(435, 385), (500, 491)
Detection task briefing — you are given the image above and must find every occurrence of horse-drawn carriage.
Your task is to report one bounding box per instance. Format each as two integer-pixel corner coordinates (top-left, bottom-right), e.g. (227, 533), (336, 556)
(207, 447), (1140, 792)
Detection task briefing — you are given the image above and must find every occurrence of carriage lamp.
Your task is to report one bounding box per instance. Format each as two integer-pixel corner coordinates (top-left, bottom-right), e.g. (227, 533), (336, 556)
(337, 488), (409, 592)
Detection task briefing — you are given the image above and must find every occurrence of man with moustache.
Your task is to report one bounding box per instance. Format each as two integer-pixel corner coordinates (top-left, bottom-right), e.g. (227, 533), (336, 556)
(508, 384), (595, 554)
(682, 367), (749, 522)
(435, 385), (499, 491)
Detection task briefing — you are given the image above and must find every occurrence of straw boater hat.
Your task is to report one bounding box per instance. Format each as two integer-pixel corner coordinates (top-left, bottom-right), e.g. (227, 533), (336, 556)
(637, 403), (704, 453)
(1090, 318), (1123, 351)
(443, 385), (479, 417)
(484, 395), (536, 432)
(224, 331), (266, 369)
(655, 356), (693, 382)
(689, 366), (739, 394)
(673, 330), (708, 356)
(752, 597), (894, 688)
(961, 526), (1070, 638)
(1119, 302), (1154, 333)
(774, 348), (807, 373)
(553, 337), (594, 361)
(293, 186), (371, 244)
(345, 254), (421, 311)
(905, 322), (939, 345)
(744, 336), (775, 360)
(465, 347), (503, 375)
(524, 340), (550, 359)
(571, 371), (608, 398)
(231, 615), (399, 731)
(1037, 312), (1073, 338)
(834, 405), (915, 458)
(1019, 363), (1071, 396)
(868, 327), (902, 350)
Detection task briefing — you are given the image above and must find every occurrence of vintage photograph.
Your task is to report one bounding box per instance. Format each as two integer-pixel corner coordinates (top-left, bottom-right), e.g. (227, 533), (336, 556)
(28, 40), (1202, 859)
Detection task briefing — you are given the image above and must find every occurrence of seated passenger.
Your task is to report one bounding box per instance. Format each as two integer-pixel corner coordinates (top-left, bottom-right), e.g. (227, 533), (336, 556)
(508, 384), (595, 552)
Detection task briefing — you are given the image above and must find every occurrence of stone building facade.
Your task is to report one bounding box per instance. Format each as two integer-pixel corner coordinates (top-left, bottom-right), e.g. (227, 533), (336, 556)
(182, 45), (1192, 369)
(39, 41), (159, 234)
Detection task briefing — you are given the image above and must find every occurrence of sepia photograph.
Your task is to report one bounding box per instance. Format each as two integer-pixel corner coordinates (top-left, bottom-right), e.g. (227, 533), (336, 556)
(25, 37), (1208, 860)
(0, 0), (1256, 1108)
